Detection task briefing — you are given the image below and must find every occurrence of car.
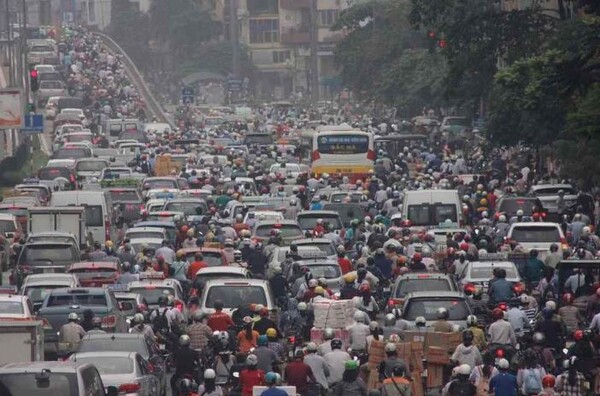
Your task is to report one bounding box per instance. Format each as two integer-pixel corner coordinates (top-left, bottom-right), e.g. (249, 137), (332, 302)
(125, 227), (169, 242)
(0, 361), (118, 396)
(74, 158), (110, 180)
(45, 158), (76, 168)
(54, 123), (84, 139)
(283, 257), (343, 291)
(269, 163), (306, 179)
(507, 222), (567, 257)
(25, 232), (81, 252)
(76, 333), (166, 395)
(17, 241), (82, 276)
(180, 247), (228, 267)
(64, 131), (94, 145)
(252, 220), (303, 245)
(387, 273), (460, 310)
(70, 351), (160, 396)
(199, 279), (276, 317)
(100, 167), (134, 180)
(0, 213), (22, 241)
(294, 238), (337, 258)
(20, 273), (81, 310)
(38, 287), (128, 355)
(14, 183), (53, 204)
(401, 291), (473, 330)
(496, 196), (544, 219)
(0, 287), (36, 320)
(297, 210), (345, 235)
(0, 204), (30, 238)
(59, 108), (86, 121)
(163, 198), (208, 219)
(146, 211), (186, 224)
(67, 261), (121, 287)
(141, 177), (183, 192)
(529, 183), (578, 216)
(194, 266), (250, 292)
(133, 221), (179, 246)
(128, 274), (185, 311)
(38, 80), (67, 101)
(244, 210), (285, 225)
(52, 146), (93, 160)
(458, 256), (522, 297)
(322, 203), (367, 227)
(428, 227), (469, 246)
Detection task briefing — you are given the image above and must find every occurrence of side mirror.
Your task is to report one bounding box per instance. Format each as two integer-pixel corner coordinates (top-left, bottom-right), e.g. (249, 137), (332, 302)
(106, 386), (119, 396)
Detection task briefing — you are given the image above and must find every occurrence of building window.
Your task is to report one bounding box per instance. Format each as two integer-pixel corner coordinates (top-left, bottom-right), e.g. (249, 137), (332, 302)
(88, 0), (96, 23)
(249, 19), (280, 44)
(248, 0), (278, 16)
(272, 50), (291, 64)
(319, 10), (339, 27)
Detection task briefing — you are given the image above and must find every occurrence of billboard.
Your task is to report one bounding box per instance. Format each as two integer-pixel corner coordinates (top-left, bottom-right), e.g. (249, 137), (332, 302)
(0, 90), (23, 129)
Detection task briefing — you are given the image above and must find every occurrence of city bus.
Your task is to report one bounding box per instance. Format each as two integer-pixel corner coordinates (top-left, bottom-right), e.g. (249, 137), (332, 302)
(311, 128), (375, 182)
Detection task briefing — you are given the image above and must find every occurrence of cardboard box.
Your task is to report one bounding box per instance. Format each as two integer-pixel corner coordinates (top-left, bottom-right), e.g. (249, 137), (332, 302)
(427, 364), (445, 388)
(426, 346), (450, 365)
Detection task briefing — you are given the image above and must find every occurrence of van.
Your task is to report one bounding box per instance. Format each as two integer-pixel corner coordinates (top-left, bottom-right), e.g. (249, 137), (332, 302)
(104, 118), (142, 139)
(402, 189), (462, 228)
(50, 191), (116, 244)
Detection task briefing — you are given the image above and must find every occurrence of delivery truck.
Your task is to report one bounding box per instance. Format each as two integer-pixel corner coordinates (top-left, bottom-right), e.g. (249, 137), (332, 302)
(0, 320), (45, 364)
(28, 206), (91, 248)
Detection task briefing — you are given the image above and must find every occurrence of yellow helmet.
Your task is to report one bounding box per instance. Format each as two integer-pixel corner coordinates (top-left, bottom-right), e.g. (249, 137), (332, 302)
(480, 198), (488, 206)
(315, 286), (325, 295)
(176, 249), (185, 258)
(105, 240), (113, 248)
(266, 328), (277, 338)
(344, 273), (357, 284)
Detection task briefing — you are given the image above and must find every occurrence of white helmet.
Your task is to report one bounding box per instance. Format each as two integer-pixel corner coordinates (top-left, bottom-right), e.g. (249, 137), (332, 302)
(458, 364), (472, 375)
(306, 342), (318, 352)
(498, 214), (507, 223)
(68, 313), (78, 321)
(384, 343), (397, 353)
(324, 328), (335, 340)
(516, 209), (524, 216)
(466, 315), (477, 326)
(353, 311), (366, 323)
(297, 302), (308, 311)
(246, 354), (258, 366)
(369, 321), (379, 331)
(204, 369), (216, 379)
(308, 279), (318, 288)
(497, 358), (510, 369)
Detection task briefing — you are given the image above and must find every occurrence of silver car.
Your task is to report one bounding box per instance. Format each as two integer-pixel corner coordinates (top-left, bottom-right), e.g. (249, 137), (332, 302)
(71, 351), (160, 396)
(401, 291), (472, 331)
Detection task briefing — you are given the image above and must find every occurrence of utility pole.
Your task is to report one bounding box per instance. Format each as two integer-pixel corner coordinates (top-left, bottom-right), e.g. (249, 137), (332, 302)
(5, 0), (15, 86)
(21, 0), (29, 95)
(309, 0), (319, 104)
(229, 0), (239, 77)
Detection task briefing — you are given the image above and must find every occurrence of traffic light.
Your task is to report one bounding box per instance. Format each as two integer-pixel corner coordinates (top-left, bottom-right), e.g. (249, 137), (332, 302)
(30, 70), (39, 92)
(27, 102), (36, 113)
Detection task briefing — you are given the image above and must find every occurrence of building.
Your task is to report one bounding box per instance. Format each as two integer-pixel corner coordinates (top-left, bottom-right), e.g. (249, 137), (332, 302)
(231, 0), (351, 101)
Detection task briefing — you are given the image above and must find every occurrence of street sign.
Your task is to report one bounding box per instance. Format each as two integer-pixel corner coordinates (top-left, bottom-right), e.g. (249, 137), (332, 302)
(0, 89), (23, 129)
(227, 78), (243, 92)
(181, 87), (194, 105)
(22, 114), (44, 135)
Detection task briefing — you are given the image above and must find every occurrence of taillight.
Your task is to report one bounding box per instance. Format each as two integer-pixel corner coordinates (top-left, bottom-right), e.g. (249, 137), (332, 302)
(41, 317), (53, 330)
(367, 149), (376, 161)
(119, 383), (141, 393)
(288, 336), (295, 344)
(311, 150), (320, 161)
(513, 282), (525, 294)
(495, 348), (505, 358)
(464, 283), (476, 295)
(101, 315), (117, 329)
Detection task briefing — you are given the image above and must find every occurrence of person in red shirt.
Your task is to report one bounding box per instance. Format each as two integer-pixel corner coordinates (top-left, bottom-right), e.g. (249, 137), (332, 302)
(284, 350), (315, 395)
(312, 219), (326, 237)
(240, 354), (265, 396)
(207, 300), (234, 331)
(187, 252), (207, 280)
(337, 248), (353, 275)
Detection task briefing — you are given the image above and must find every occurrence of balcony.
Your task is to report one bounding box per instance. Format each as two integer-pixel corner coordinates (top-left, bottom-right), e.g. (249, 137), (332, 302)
(281, 29), (310, 44)
(280, 0), (310, 10)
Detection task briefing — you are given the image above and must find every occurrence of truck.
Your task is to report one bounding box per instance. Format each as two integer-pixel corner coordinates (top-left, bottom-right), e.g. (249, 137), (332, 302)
(28, 206), (91, 248)
(0, 321), (45, 364)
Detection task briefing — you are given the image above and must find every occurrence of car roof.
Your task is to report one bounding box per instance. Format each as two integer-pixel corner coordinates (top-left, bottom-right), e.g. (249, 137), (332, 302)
(128, 279), (181, 288)
(71, 351), (138, 360)
(0, 361), (92, 372)
(293, 258), (338, 265)
(27, 232), (76, 237)
(255, 219), (299, 226)
(404, 291), (466, 299)
(530, 183), (573, 190)
(23, 273), (77, 281)
(297, 210), (339, 216)
(0, 294), (26, 302)
(47, 287), (108, 295)
(509, 222), (560, 228)
(396, 273), (453, 280)
(129, 237), (165, 243)
(82, 332), (145, 341)
(135, 221), (177, 228)
(204, 279), (269, 287)
(196, 267), (248, 275)
(126, 227), (166, 233)
(295, 238), (332, 245)
(24, 241), (74, 247)
(68, 261), (119, 269)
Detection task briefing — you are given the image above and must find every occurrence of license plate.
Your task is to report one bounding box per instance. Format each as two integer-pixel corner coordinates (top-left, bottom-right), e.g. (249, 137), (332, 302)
(43, 268), (54, 273)
(383, 287), (391, 293)
(159, 344), (165, 350)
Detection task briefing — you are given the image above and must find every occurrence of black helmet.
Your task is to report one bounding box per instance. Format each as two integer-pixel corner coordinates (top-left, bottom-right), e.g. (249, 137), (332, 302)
(462, 330), (474, 343)
(331, 338), (343, 350)
(290, 243), (298, 253)
(357, 268), (367, 277)
(157, 295), (169, 306)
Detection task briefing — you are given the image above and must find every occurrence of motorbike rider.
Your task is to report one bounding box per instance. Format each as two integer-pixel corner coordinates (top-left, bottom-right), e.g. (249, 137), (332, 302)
(207, 300), (235, 332)
(87, 317), (105, 334)
(432, 307), (455, 332)
(130, 313), (156, 339)
(188, 311), (213, 350)
(348, 311), (370, 353)
(465, 315), (486, 350)
(506, 298), (532, 337)
(382, 313), (401, 340)
(269, 266), (291, 309)
(266, 328), (285, 361)
(304, 342), (330, 392)
(318, 328), (336, 356)
(262, 372), (287, 396)
(171, 335), (202, 393)
(447, 364), (476, 396)
(487, 308), (517, 349)
(254, 307), (280, 336)
(239, 354), (266, 396)
(59, 313), (86, 351)
(285, 350), (316, 396)
(450, 330), (483, 369)
(488, 359), (518, 396)
(254, 335), (280, 373)
(196, 369), (223, 396)
(324, 338), (352, 389)
(558, 293), (583, 335)
(488, 268), (515, 306)
(535, 304), (567, 350)
(381, 365), (411, 396)
(526, 332), (556, 373)
(378, 343), (408, 382)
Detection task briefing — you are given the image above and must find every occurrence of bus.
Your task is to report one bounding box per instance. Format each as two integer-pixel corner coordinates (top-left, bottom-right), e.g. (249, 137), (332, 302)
(311, 129), (375, 182)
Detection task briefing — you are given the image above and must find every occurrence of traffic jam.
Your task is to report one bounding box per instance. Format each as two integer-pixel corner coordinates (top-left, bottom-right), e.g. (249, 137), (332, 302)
(0, 25), (599, 396)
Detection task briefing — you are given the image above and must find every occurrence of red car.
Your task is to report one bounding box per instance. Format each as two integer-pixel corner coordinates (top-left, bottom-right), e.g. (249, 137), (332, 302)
(67, 261), (120, 287)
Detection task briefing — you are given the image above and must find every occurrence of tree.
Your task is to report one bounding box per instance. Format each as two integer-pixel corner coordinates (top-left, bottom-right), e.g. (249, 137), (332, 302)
(108, 2), (151, 68)
(179, 41), (255, 80)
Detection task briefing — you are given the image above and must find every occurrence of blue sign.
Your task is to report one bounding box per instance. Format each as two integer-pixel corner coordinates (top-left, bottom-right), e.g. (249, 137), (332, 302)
(22, 114), (44, 134)
(227, 78), (243, 92)
(181, 87), (194, 105)
(317, 135), (369, 155)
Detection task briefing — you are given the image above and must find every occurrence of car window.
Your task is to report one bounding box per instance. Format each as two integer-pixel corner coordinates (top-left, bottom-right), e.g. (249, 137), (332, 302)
(84, 205), (104, 227)
(394, 278), (453, 298)
(24, 245), (78, 263)
(303, 265), (341, 279)
(76, 161), (107, 172)
(39, 167), (71, 180)
(469, 265), (518, 279)
(0, 220), (16, 233)
(498, 199), (536, 216)
(297, 215), (343, 230)
(510, 226), (560, 243)
(81, 366), (106, 396)
(0, 372), (78, 395)
(205, 285), (267, 308)
(534, 187), (576, 196)
(255, 224), (302, 238)
(47, 294), (107, 307)
(75, 357), (134, 375)
(407, 204), (458, 226)
(78, 338), (148, 358)
(129, 286), (173, 305)
(404, 298), (470, 321)
(164, 202), (206, 216)
(0, 301), (24, 314)
(109, 190), (140, 202)
(25, 286), (64, 302)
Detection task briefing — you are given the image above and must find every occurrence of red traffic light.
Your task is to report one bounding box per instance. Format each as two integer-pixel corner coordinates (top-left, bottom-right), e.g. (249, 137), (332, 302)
(428, 31), (436, 39)
(30, 70), (38, 78)
(438, 39), (447, 48)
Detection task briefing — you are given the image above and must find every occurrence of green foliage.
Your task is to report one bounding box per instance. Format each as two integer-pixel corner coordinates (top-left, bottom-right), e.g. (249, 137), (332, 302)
(108, 7), (151, 68)
(178, 42), (255, 80)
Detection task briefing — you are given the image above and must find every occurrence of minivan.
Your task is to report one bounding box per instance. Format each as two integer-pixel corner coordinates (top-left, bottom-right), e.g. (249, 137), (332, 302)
(402, 189), (462, 229)
(50, 190), (116, 244)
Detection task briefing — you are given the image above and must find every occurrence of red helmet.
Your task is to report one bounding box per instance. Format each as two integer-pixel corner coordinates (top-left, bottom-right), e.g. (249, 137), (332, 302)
(542, 375), (556, 389)
(413, 252), (422, 262)
(298, 185), (306, 192)
(181, 225), (189, 233)
(492, 308), (504, 320)
(562, 293), (574, 305)
(447, 247), (456, 256)
(574, 329), (584, 341)
(460, 242), (469, 251)
(359, 283), (371, 293)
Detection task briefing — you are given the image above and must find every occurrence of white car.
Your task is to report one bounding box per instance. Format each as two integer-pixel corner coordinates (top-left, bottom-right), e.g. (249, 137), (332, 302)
(20, 273), (80, 310)
(0, 289), (35, 320)
(70, 351), (160, 396)
(507, 222), (567, 257)
(59, 108), (86, 121)
(458, 257), (522, 297)
(128, 237), (164, 255)
(46, 158), (76, 168)
(529, 184), (578, 214)
(244, 210), (285, 225)
(38, 80), (66, 100)
(199, 279), (276, 317)
(125, 227), (169, 241)
(128, 275), (185, 312)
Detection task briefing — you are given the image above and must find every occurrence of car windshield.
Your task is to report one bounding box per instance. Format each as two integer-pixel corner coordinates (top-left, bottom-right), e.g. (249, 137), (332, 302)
(84, 205), (103, 227)
(244, 134), (273, 145)
(41, 81), (62, 89)
(25, 286), (65, 302)
(255, 224), (303, 238)
(69, 268), (117, 279)
(24, 246), (77, 263)
(72, 356), (134, 374)
(404, 298), (470, 321)
(67, 134), (92, 143)
(205, 285), (267, 308)
(0, 372), (77, 395)
(407, 204), (458, 226)
(498, 199), (536, 216)
(322, 204), (365, 226)
(46, 294), (107, 307)
(127, 231), (163, 240)
(54, 148), (88, 159)
(511, 226), (561, 243)
(0, 220), (16, 233)
(534, 187), (576, 196)
(395, 278), (453, 298)
(469, 265), (518, 280)
(38, 167), (70, 180)
(164, 202), (206, 216)
(302, 243), (336, 256)
(110, 190), (140, 202)
(129, 286), (172, 305)
(146, 180), (178, 190)
(76, 161), (106, 172)
(197, 273), (245, 283)
(297, 215), (343, 230)
(78, 338), (148, 358)
(0, 301), (24, 314)
(304, 265), (341, 279)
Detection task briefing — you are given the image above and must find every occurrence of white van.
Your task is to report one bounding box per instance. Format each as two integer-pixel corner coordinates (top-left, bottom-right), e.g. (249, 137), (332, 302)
(50, 191), (116, 244)
(402, 189), (462, 228)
